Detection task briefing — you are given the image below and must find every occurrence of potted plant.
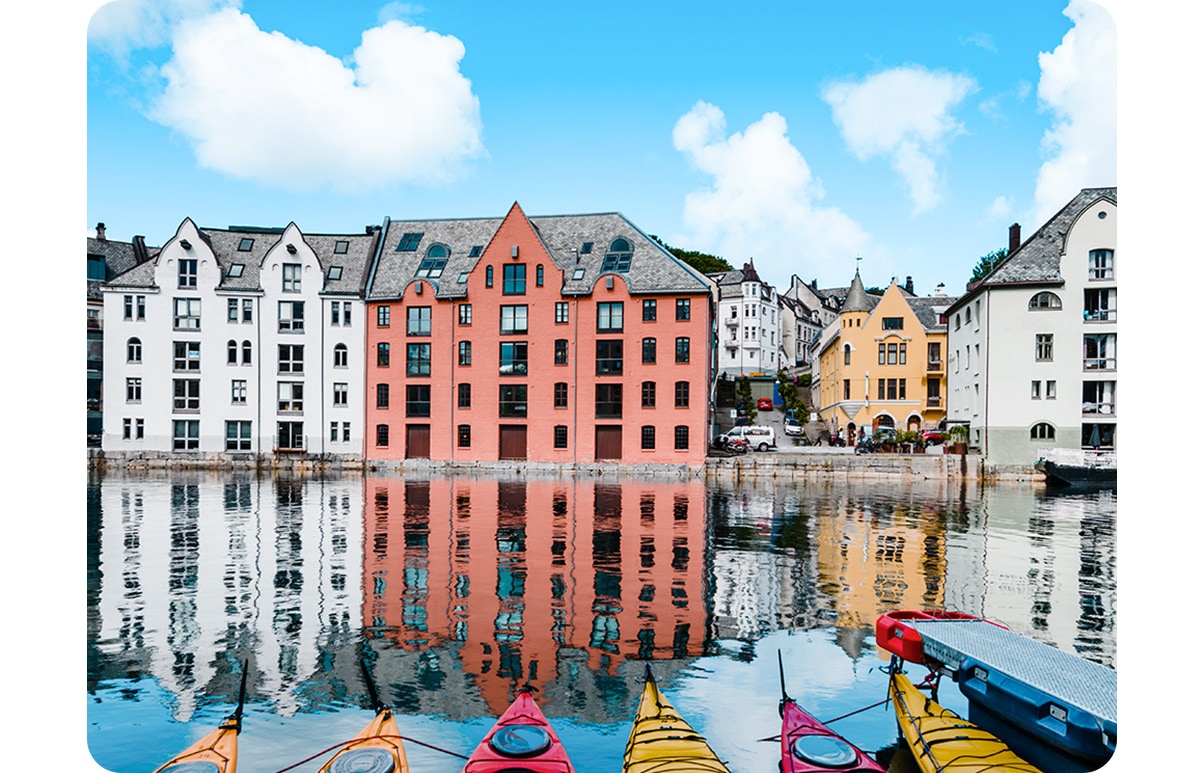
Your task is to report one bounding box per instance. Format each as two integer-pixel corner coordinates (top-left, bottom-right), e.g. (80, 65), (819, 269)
(896, 430), (920, 453)
(947, 424), (969, 455)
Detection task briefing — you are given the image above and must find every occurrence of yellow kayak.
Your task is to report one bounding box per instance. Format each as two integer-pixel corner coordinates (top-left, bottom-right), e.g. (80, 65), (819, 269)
(317, 658), (409, 773)
(623, 665), (731, 773)
(154, 661), (248, 773)
(890, 671), (1040, 772)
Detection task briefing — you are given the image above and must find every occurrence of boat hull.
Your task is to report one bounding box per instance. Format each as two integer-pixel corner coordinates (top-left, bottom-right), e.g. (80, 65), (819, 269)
(1035, 459), (1116, 487)
(780, 698), (885, 773)
(463, 689), (575, 773)
(623, 669), (730, 773)
(890, 672), (1040, 773)
(154, 719), (240, 773)
(318, 709), (409, 773)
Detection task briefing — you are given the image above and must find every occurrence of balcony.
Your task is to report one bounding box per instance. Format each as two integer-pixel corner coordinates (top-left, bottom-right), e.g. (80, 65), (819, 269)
(926, 396), (942, 408)
(1083, 309), (1116, 323)
(724, 317), (739, 328)
(1083, 357), (1116, 371)
(1082, 400), (1115, 416)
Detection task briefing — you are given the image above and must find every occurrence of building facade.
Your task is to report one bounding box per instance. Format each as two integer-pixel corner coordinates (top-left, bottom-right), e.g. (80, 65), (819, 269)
(946, 187), (1117, 466)
(710, 259), (781, 378)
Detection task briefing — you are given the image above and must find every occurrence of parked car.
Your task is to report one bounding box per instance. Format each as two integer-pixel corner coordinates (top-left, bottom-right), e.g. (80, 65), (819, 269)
(757, 397), (773, 411)
(783, 419), (802, 437)
(718, 425), (777, 451)
(922, 429), (946, 446)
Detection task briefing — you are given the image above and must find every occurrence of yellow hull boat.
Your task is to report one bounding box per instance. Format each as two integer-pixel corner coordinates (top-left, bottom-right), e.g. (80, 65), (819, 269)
(890, 671), (1040, 772)
(318, 708), (409, 773)
(154, 661), (248, 773)
(623, 665), (731, 773)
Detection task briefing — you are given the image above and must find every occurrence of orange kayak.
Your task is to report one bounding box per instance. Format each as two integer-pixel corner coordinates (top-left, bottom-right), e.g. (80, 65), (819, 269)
(318, 707), (409, 773)
(154, 661), (248, 773)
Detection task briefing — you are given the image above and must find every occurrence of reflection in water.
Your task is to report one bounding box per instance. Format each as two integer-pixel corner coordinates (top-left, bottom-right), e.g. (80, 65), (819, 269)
(87, 470), (1115, 773)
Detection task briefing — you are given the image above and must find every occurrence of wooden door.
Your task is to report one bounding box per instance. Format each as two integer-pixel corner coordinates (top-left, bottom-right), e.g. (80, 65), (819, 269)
(499, 425), (527, 460)
(595, 426), (622, 460)
(406, 424), (430, 459)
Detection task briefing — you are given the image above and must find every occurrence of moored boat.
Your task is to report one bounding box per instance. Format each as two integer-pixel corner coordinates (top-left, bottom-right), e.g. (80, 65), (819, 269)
(889, 666), (1039, 773)
(317, 659), (409, 773)
(154, 660), (248, 773)
(777, 652), (886, 773)
(462, 685), (575, 772)
(1034, 448), (1116, 487)
(623, 664), (731, 773)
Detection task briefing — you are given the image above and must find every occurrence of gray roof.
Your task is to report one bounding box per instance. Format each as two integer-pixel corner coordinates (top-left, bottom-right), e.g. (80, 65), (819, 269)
(905, 295), (950, 332)
(88, 236), (157, 299)
(368, 216), (504, 301)
(841, 270), (873, 312)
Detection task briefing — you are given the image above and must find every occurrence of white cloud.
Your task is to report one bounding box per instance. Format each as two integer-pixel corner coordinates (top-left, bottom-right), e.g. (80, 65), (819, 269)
(822, 66), (977, 213)
(88, 0), (238, 63)
(671, 101), (870, 286)
(988, 195), (1013, 219)
(148, 8), (484, 193)
(960, 32), (997, 52)
(1032, 0), (1117, 221)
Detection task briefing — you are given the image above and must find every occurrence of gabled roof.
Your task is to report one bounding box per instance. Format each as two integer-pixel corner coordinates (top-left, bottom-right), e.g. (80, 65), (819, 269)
(87, 236), (157, 298)
(905, 295), (951, 333)
(367, 216), (504, 300)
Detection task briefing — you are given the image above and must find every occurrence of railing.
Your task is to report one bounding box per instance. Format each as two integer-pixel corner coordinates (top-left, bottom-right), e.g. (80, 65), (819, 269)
(1083, 309), (1116, 322)
(1081, 400), (1115, 415)
(927, 360), (943, 371)
(1083, 358), (1116, 371)
(926, 396), (942, 407)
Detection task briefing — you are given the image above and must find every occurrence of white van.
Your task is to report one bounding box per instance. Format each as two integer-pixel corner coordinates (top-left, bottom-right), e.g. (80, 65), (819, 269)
(719, 425), (777, 451)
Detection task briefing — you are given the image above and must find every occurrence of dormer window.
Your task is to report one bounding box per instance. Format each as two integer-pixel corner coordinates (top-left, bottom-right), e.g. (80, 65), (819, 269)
(601, 238), (633, 272)
(416, 245), (448, 278)
(237, 238), (254, 251)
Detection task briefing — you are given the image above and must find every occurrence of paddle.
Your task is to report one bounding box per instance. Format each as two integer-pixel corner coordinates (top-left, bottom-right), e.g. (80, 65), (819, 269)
(231, 659), (249, 733)
(360, 656), (386, 714)
(777, 650), (791, 718)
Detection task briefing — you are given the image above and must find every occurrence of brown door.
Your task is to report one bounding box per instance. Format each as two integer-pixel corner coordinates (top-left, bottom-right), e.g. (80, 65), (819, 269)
(499, 425), (527, 460)
(595, 425), (622, 460)
(406, 424), (430, 459)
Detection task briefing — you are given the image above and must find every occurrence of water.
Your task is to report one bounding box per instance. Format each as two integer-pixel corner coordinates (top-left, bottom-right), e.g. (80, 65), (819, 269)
(85, 469), (1116, 772)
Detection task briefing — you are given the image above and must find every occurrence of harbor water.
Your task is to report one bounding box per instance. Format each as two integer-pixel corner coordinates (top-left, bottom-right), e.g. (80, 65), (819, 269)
(85, 469), (1116, 772)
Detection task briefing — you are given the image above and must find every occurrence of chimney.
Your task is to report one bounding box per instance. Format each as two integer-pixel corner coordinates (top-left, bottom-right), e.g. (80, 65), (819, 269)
(904, 275), (914, 295)
(133, 235), (148, 263)
(96, 222), (106, 241)
(1009, 223), (1021, 253)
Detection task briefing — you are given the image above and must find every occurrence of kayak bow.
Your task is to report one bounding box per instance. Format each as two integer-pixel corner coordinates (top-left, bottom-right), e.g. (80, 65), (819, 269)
(318, 658), (409, 773)
(777, 652), (886, 773)
(154, 660), (248, 773)
(462, 685), (575, 772)
(622, 664), (730, 773)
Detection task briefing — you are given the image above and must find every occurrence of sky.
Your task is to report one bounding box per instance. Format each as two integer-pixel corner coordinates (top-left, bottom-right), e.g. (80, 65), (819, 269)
(80, 0), (1119, 296)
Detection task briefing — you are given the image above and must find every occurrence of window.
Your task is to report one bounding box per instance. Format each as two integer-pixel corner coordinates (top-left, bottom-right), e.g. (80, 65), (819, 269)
(226, 421), (252, 451)
(499, 385), (527, 417)
(554, 382), (568, 408)
(407, 306), (431, 335)
(377, 342), (390, 367)
(333, 382), (348, 406)
(675, 337), (690, 363)
(503, 264), (527, 294)
(278, 300), (304, 332)
(572, 267), (585, 280)
(174, 298), (201, 329)
(642, 338), (657, 364)
(1084, 288), (1116, 321)
(377, 306), (391, 327)
(1089, 249), (1114, 279)
(485, 265), (494, 288)
(553, 425), (568, 448)
(334, 343), (348, 368)
(1083, 334), (1116, 370)
(458, 424), (472, 448)
(241, 340), (252, 365)
(1029, 291), (1063, 310)
(173, 378), (200, 411)
(1031, 380), (1041, 399)
(641, 381), (656, 408)
(877, 378), (906, 400)
(277, 344), (304, 373)
(282, 263), (301, 293)
(242, 299), (253, 322)
(536, 264), (544, 287)
(601, 239), (633, 272)
(1035, 334), (1053, 361)
(376, 424), (389, 446)
(126, 377), (142, 402)
(178, 259), (197, 289)
(596, 340), (623, 375)
(878, 342), (906, 365)
(407, 343), (431, 376)
(459, 303), (472, 325)
(843, 379), (850, 400)
(641, 426), (656, 450)
(458, 341), (472, 366)
(228, 263), (245, 278)
(675, 298), (691, 320)
(396, 232), (423, 251)
(232, 379), (247, 404)
(675, 381), (690, 408)
(500, 342), (528, 375)
(554, 339), (568, 365)
(843, 344), (851, 366)
(1030, 422), (1056, 440)
(123, 295), (146, 321)
(597, 302), (623, 332)
(228, 298), (240, 322)
(331, 301), (352, 326)
(596, 384), (622, 418)
(555, 302), (569, 324)
(229, 341), (242, 369)
(342, 422), (351, 442)
(278, 382), (304, 412)
(173, 341), (201, 371)
(882, 317), (903, 330)
(122, 417), (145, 440)
(643, 299), (657, 321)
(500, 305), (528, 334)
(127, 338), (142, 363)
(458, 383), (472, 408)
(334, 240), (349, 255)
(416, 254), (447, 278)
(237, 237), (254, 251)
(928, 342), (942, 370)
(173, 419), (199, 450)
(375, 383), (390, 408)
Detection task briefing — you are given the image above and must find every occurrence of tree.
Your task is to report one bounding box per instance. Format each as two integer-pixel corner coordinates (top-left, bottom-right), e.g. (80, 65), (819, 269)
(776, 370), (806, 418)
(648, 235), (732, 274)
(735, 375), (756, 422)
(970, 248), (1008, 283)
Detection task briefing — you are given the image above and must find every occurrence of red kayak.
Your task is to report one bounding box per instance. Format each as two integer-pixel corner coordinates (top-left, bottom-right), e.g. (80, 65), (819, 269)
(777, 652), (886, 773)
(462, 686), (576, 773)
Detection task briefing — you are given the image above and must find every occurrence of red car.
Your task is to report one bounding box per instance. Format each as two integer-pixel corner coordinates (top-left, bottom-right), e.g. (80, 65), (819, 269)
(757, 397), (773, 411)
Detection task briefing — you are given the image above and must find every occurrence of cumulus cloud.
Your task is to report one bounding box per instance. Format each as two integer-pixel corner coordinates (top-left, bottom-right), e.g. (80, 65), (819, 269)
(1032, 0), (1116, 220)
(88, 0), (238, 63)
(822, 66), (977, 213)
(988, 195), (1013, 219)
(147, 8), (484, 193)
(671, 101), (870, 286)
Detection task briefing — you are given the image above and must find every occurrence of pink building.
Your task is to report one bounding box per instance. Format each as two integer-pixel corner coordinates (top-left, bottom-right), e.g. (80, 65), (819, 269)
(365, 203), (714, 466)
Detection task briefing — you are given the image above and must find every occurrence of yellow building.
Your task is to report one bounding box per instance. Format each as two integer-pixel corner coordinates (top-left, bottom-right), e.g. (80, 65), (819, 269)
(814, 273), (949, 445)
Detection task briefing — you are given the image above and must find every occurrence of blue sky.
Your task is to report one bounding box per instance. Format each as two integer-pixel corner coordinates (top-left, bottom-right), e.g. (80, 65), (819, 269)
(82, 0), (1119, 296)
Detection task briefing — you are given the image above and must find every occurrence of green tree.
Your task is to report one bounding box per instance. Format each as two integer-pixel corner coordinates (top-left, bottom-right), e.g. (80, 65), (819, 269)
(735, 375), (756, 421)
(775, 370), (806, 418)
(970, 248), (1008, 283)
(648, 235), (732, 274)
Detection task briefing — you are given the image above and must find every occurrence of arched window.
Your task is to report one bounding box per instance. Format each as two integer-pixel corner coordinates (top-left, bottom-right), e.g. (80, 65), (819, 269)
(333, 343), (348, 368)
(227, 340), (238, 364)
(1028, 291), (1062, 310)
(241, 340), (252, 365)
(1030, 422), (1056, 440)
(416, 244), (448, 278)
(601, 239), (633, 272)
(127, 337), (142, 363)
(843, 344), (851, 365)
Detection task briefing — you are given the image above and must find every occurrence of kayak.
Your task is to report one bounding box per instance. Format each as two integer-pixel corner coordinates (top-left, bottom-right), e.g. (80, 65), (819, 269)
(623, 664), (730, 773)
(777, 653), (886, 773)
(318, 708), (409, 773)
(889, 670), (1040, 772)
(462, 686), (575, 772)
(154, 661), (248, 773)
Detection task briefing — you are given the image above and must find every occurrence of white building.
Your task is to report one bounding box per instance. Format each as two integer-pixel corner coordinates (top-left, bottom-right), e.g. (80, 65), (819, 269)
(946, 187), (1117, 466)
(710, 259), (782, 377)
(101, 218), (380, 461)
